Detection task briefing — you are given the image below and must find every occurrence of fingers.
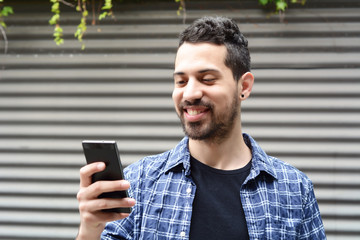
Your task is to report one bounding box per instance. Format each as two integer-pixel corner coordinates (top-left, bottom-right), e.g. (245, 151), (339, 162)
(77, 179), (131, 200)
(79, 197), (135, 213)
(80, 208), (131, 230)
(77, 162), (135, 239)
(77, 198), (135, 240)
(79, 162), (105, 188)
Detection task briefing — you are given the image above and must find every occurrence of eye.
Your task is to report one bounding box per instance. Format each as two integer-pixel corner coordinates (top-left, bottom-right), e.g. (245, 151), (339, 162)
(174, 78), (187, 87)
(202, 77), (216, 84)
(177, 80), (186, 85)
(202, 78), (215, 82)
(201, 74), (216, 84)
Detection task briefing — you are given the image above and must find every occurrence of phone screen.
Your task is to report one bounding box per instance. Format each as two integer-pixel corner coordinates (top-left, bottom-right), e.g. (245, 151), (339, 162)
(82, 140), (131, 213)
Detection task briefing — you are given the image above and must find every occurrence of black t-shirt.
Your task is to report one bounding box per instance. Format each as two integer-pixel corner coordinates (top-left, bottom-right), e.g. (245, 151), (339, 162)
(189, 156), (251, 240)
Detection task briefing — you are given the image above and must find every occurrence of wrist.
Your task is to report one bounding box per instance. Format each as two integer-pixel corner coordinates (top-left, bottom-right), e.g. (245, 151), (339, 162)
(76, 224), (104, 240)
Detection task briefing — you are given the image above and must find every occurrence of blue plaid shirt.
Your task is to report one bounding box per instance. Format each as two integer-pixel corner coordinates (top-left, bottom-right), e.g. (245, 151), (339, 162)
(102, 134), (326, 240)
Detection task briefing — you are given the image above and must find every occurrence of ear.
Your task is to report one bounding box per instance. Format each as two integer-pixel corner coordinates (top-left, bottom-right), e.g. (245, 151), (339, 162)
(238, 72), (254, 100)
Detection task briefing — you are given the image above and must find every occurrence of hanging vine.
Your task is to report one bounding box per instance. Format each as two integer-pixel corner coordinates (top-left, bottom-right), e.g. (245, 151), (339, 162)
(49, 0), (113, 49)
(99, 0), (113, 21)
(258, 0), (306, 22)
(0, 0), (14, 54)
(1, 0), (308, 51)
(74, 0), (88, 50)
(48, 0), (308, 49)
(175, 0), (186, 24)
(49, 0), (64, 45)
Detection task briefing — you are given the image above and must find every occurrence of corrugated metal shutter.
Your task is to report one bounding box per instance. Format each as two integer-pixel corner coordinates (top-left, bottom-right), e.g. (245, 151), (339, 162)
(0, 0), (359, 239)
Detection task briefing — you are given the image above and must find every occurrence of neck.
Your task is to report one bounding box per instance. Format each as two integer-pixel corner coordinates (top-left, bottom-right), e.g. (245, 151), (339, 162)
(188, 124), (252, 170)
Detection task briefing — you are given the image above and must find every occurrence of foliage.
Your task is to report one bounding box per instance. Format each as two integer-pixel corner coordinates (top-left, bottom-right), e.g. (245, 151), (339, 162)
(258, 0), (306, 22)
(49, 0), (114, 50)
(0, 0), (13, 28)
(1, 0), (308, 51)
(99, 0), (113, 21)
(49, 0), (63, 46)
(175, 0), (185, 16)
(74, 0), (88, 50)
(0, 0), (13, 54)
(175, 0), (186, 24)
(258, 0), (306, 13)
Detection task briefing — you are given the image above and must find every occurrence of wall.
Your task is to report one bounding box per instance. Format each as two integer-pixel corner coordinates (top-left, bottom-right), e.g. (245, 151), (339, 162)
(0, 0), (359, 239)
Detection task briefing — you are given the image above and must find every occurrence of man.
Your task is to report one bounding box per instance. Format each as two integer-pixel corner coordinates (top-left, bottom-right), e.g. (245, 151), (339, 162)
(76, 16), (326, 240)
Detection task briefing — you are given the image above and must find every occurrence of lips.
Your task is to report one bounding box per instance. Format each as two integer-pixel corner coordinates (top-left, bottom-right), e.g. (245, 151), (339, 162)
(187, 109), (205, 116)
(183, 106), (209, 122)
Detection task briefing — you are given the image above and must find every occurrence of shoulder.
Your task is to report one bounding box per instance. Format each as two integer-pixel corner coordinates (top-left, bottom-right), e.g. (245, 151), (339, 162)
(268, 155), (314, 196)
(124, 150), (171, 182)
(123, 137), (190, 182)
(245, 133), (313, 190)
(270, 156), (311, 183)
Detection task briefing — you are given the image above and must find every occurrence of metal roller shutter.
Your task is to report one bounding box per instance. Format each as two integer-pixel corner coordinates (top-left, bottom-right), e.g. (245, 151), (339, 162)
(0, 0), (359, 239)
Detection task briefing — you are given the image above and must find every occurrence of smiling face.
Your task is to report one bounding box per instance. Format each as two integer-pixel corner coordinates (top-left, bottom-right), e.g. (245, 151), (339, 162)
(173, 42), (242, 142)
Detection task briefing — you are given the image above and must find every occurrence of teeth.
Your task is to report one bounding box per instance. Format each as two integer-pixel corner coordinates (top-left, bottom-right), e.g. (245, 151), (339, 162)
(187, 109), (203, 116)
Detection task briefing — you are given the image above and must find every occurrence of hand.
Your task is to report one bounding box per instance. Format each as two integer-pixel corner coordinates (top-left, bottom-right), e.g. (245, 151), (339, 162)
(76, 162), (136, 240)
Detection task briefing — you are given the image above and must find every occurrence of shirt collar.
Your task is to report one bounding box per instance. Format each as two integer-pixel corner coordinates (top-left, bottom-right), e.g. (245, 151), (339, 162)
(243, 133), (278, 181)
(163, 134), (278, 180)
(163, 136), (191, 175)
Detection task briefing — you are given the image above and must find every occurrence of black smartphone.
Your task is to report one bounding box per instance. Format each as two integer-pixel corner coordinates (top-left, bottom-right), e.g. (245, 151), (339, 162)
(82, 140), (131, 213)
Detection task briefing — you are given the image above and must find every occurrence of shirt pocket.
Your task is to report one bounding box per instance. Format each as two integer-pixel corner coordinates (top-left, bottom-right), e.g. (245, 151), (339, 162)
(264, 215), (301, 240)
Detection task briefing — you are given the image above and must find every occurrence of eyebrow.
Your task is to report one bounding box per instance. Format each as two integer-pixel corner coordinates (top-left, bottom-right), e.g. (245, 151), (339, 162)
(173, 68), (220, 76)
(173, 71), (185, 77)
(199, 68), (220, 74)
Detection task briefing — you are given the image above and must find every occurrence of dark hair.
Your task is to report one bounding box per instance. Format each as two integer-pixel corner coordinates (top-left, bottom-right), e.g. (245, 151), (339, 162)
(178, 16), (251, 81)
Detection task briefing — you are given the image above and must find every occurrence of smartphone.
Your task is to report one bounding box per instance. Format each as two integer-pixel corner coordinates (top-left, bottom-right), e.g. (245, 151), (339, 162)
(82, 140), (131, 213)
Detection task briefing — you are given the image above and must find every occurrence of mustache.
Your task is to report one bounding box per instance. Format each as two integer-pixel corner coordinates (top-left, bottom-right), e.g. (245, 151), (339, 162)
(179, 99), (213, 109)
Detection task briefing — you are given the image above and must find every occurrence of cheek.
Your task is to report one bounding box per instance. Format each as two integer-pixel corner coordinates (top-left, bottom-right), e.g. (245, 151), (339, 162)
(211, 88), (230, 103)
(172, 87), (183, 100)
(172, 89), (182, 109)
(213, 90), (236, 111)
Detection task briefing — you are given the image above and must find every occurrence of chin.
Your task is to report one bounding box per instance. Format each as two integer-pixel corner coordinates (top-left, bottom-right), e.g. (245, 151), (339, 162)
(184, 123), (214, 140)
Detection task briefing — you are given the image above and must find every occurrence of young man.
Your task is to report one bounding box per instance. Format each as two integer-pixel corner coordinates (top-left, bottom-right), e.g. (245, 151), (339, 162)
(76, 16), (326, 240)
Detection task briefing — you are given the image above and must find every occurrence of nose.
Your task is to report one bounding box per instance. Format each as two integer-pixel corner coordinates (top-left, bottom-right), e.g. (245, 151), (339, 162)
(183, 78), (203, 102)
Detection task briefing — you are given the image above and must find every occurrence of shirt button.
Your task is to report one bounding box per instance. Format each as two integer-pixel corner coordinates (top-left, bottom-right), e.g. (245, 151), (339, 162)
(186, 187), (192, 195)
(180, 231), (186, 237)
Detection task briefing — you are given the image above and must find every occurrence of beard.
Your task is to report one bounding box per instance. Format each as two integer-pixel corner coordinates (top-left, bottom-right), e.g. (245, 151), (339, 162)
(177, 90), (240, 143)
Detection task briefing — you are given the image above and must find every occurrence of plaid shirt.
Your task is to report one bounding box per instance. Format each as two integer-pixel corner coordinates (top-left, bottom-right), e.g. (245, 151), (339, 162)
(102, 134), (326, 240)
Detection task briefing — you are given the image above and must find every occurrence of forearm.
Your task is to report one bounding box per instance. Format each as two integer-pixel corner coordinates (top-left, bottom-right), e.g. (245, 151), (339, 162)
(76, 223), (105, 240)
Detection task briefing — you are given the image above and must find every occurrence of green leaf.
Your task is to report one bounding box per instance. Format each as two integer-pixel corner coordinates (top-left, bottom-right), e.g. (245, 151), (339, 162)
(55, 38), (64, 46)
(99, 12), (107, 20)
(276, 1), (287, 11)
(177, 6), (183, 16)
(51, 2), (59, 13)
(101, 0), (113, 12)
(49, 14), (59, 25)
(55, 26), (63, 33)
(259, 0), (269, 6)
(74, 29), (82, 37)
(0, 21), (6, 28)
(2, 6), (14, 16)
(101, 5), (111, 10)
